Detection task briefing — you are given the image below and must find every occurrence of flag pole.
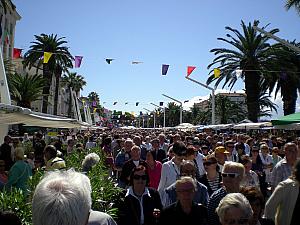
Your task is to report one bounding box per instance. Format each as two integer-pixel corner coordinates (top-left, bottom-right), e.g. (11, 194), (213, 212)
(185, 76), (216, 125)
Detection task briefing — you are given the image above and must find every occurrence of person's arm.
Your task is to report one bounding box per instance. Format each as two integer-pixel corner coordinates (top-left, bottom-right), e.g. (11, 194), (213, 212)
(264, 182), (284, 222)
(5, 164), (19, 190)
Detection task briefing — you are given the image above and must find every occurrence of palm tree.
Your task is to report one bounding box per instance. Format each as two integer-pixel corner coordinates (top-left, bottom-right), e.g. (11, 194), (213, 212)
(207, 20), (279, 122)
(166, 102), (181, 126)
(286, 0), (300, 14)
(61, 72), (86, 117)
(23, 34), (74, 114)
(206, 95), (247, 124)
(258, 90), (278, 118)
(265, 41), (300, 115)
(7, 73), (45, 108)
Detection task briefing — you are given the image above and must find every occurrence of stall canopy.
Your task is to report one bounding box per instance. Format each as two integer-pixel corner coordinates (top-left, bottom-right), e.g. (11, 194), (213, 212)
(233, 122), (272, 130)
(271, 112), (300, 125)
(0, 103), (88, 128)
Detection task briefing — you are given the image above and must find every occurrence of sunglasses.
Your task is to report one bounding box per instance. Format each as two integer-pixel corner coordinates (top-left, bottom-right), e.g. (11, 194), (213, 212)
(133, 175), (147, 180)
(203, 161), (216, 166)
(221, 172), (240, 178)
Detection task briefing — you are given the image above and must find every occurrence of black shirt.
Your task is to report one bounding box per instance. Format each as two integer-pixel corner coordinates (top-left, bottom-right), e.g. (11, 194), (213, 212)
(159, 201), (208, 225)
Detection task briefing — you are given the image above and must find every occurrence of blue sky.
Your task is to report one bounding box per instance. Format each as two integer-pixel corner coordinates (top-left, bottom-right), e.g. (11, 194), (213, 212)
(13, 0), (300, 117)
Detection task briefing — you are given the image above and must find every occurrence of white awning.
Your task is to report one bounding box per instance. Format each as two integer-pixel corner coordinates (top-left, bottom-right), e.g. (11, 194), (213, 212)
(0, 104), (89, 128)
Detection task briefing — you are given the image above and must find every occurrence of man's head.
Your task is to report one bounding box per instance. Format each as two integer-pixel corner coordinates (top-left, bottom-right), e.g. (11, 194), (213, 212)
(180, 160), (196, 178)
(44, 145), (57, 161)
(225, 140), (235, 153)
(158, 133), (166, 143)
(3, 135), (11, 144)
(133, 136), (142, 146)
(130, 145), (141, 161)
(151, 139), (160, 150)
(215, 146), (229, 165)
(32, 170), (91, 225)
(175, 176), (197, 206)
(172, 141), (187, 162)
(284, 142), (298, 165)
(222, 161), (245, 193)
(124, 139), (134, 152)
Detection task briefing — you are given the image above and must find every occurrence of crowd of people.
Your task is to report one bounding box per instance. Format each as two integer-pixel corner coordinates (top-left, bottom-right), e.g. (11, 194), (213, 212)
(0, 128), (300, 225)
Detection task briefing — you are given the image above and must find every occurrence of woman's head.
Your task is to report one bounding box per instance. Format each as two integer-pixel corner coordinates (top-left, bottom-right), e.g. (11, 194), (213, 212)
(203, 154), (218, 172)
(216, 193), (253, 225)
(15, 147), (25, 160)
(130, 165), (149, 187)
(146, 151), (155, 164)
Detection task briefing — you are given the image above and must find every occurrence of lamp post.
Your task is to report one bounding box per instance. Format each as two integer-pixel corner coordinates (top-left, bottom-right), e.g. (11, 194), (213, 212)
(162, 94), (182, 125)
(143, 108), (155, 128)
(150, 102), (165, 128)
(185, 76), (216, 125)
(253, 26), (300, 54)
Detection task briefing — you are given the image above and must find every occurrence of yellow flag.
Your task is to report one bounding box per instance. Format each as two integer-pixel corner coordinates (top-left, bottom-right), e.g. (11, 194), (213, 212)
(214, 68), (221, 78)
(43, 52), (53, 63)
(131, 111), (135, 116)
(93, 108), (97, 113)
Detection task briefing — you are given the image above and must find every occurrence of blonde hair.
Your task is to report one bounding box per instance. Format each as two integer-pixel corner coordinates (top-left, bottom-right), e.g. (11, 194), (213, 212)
(15, 147), (25, 160)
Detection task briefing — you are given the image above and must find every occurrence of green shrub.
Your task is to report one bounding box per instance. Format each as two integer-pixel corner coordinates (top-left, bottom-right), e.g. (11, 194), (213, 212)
(1, 147), (122, 224)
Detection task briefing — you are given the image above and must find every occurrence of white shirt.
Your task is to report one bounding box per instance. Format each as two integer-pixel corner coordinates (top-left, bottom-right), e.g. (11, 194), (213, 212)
(195, 152), (206, 176)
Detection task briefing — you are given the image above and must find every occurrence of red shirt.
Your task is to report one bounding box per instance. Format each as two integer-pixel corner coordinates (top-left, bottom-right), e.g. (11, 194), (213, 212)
(147, 161), (162, 189)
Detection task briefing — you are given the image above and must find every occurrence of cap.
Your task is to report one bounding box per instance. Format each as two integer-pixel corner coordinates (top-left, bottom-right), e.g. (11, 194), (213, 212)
(215, 146), (229, 154)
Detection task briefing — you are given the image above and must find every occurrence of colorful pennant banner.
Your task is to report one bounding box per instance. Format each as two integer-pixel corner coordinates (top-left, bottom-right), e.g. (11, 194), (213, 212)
(214, 68), (221, 78)
(13, 48), (22, 59)
(187, 66), (196, 77)
(43, 52), (53, 64)
(75, 56), (83, 68)
(162, 64), (169, 76)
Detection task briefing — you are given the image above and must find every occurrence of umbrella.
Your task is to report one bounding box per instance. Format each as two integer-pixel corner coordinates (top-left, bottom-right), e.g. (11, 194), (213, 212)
(271, 112), (300, 125)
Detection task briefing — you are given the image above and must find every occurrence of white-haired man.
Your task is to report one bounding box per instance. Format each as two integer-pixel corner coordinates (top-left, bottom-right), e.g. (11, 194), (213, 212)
(32, 169), (117, 225)
(207, 161), (245, 225)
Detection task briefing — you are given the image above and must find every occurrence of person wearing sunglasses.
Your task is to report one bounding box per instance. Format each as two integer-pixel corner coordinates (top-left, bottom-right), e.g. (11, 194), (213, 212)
(199, 155), (222, 196)
(216, 193), (253, 225)
(207, 161), (245, 225)
(225, 140), (239, 163)
(118, 165), (162, 225)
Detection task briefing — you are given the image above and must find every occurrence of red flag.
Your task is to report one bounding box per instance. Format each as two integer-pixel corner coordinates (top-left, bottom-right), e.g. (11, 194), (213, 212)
(187, 66), (196, 77)
(13, 48), (22, 59)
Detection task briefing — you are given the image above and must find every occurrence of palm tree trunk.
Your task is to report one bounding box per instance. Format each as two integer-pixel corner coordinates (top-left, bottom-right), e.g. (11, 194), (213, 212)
(42, 64), (52, 114)
(53, 67), (62, 115)
(282, 77), (298, 115)
(245, 72), (260, 122)
(67, 87), (72, 117)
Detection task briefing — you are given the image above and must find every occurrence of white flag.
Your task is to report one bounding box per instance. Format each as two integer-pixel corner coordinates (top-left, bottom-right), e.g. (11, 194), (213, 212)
(235, 69), (243, 78)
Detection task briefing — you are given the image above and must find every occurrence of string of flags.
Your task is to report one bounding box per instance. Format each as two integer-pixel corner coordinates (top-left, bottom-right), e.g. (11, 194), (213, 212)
(12, 48), (300, 78)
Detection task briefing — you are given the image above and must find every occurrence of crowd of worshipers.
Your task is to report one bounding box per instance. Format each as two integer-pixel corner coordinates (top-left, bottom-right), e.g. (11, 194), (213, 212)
(0, 129), (300, 225)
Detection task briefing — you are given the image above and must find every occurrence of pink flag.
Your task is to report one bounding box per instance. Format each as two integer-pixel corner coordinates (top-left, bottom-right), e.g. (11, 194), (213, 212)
(75, 56), (83, 68)
(187, 66), (196, 77)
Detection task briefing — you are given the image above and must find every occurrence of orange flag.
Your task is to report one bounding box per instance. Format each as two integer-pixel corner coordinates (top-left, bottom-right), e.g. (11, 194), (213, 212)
(187, 66), (196, 77)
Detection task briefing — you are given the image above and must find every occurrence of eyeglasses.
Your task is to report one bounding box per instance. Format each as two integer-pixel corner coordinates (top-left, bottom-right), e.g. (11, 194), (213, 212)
(133, 175), (147, 180)
(224, 218), (249, 225)
(221, 172), (240, 178)
(203, 161), (216, 166)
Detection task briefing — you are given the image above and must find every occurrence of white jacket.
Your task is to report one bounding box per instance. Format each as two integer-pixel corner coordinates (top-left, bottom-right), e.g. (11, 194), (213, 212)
(264, 178), (299, 225)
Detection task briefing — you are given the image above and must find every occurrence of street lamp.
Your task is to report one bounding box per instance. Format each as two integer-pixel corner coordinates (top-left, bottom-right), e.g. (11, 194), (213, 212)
(162, 94), (182, 125)
(150, 102), (165, 128)
(185, 76), (216, 125)
(253, 26), (300, 54)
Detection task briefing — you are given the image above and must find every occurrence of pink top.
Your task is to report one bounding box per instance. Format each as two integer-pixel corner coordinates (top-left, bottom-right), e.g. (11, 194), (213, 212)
(147, 161), (162, 190)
